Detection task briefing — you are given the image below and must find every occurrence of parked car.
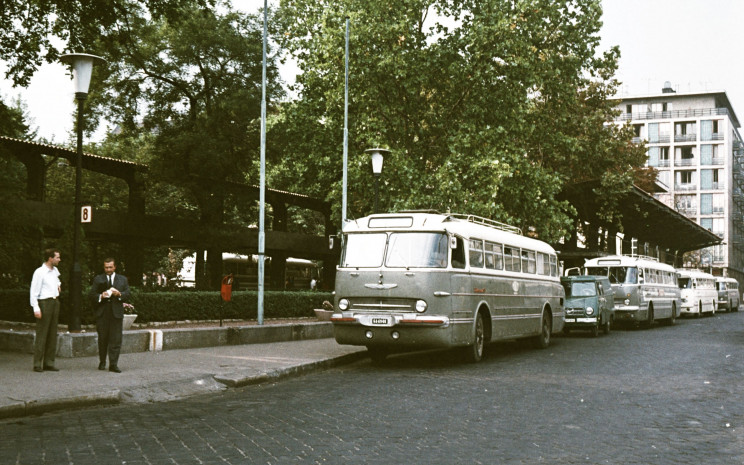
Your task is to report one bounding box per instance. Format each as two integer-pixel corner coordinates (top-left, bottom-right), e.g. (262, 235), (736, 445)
(561, 276), (614, 337)
(715, 277), (740, 313)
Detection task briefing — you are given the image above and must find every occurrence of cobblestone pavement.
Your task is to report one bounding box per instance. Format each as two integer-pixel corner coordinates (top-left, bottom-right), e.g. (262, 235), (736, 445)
(2, 312), (743, 465)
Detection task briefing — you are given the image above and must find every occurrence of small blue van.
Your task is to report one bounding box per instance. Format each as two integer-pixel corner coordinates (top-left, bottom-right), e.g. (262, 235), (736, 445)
(560, 276), (614, 337)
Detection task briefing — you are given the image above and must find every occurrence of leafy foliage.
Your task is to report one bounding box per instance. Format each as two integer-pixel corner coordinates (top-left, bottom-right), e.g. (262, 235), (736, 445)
(273, 0), (647, 241)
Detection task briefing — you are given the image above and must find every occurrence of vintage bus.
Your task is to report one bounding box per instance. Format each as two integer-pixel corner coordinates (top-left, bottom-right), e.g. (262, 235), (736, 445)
(330, 212), (564, 363)
(716, 277), (740, 312)
(677, 269), (717, 317)
(584, 255), (680, 326)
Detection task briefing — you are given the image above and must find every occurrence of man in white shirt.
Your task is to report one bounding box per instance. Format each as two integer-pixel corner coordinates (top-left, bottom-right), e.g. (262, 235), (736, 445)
(29, 248), (61, 372)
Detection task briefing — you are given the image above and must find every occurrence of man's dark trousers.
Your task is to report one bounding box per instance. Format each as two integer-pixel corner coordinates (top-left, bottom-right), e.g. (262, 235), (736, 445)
(97, 303), (122, 367)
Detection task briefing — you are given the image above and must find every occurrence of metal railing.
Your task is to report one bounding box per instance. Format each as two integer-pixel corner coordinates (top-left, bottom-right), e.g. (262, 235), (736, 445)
(675, 134), (697, 142)
(616, 107), (729, 122)
(675, 183), (697, 191)
(675, 158), (696, 167)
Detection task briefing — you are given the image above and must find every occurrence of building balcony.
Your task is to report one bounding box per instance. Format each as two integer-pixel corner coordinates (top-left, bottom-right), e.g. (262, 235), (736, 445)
(615, 107), (729, 122)
(675, 158), (696, 167)
(675, 183), (697, 191)
(658, 159), (671, 167)
(676, 207), (697, 217)
(709, 156), (724, 166)
(649, 135), (671, 144)
(675, 134), (697, 143)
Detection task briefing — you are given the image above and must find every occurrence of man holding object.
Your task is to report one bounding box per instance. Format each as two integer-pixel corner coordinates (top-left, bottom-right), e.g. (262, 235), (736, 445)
(88, 257), (130, 373)
(29, 248), (62, 372)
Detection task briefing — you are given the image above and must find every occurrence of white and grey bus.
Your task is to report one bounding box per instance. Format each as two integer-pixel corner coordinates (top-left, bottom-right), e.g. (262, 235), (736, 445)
(716, 277), (740, 312)
(331, 212), (564, 363)
(584, 255), (680, 326)
(677, 269), (717, 317)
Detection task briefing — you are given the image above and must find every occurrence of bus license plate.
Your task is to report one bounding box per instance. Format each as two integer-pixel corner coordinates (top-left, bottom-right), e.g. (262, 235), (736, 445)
(371, 317), (389, 325)
(565, 318), (576, 323)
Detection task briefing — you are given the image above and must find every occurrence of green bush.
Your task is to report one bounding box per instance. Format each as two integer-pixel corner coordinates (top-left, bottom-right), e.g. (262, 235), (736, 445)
(0, 288), (333, 324)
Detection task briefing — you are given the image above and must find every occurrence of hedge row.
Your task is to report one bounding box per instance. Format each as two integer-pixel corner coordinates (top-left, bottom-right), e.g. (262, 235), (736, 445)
(0, 289), (333, 324)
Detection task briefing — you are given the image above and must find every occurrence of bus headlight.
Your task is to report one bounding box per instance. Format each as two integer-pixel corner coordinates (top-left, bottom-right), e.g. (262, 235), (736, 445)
(338, 298), (350, 310)
(624, 299), (630, 306)
(585, 306), (594, 315)
(415, 300), (428, 313)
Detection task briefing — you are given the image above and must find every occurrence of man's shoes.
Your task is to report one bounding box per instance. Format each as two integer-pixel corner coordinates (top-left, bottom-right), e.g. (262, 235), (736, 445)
(43, 366), (59, 371)
(109, 366), (122, 373)
(98, 362), (106, 370)
(33, 367), (43, 372)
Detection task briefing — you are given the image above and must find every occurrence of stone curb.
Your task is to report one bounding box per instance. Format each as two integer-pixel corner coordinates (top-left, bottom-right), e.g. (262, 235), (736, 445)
(0, 390), (121, 420)
(214, 350), (369, 388)
(0, 349), (369, 420)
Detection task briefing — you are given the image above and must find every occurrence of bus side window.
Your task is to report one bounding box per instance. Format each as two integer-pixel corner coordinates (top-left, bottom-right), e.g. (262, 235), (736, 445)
(451, 237), (466, 269)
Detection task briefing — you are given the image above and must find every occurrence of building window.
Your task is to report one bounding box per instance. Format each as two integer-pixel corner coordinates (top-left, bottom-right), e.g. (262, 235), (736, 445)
(675, 171), (695, 190)
(701, 169), (723, 190)
(675, 121), (697, 142)
(675, 146), (695, 166)
(675, 194), (696, 214)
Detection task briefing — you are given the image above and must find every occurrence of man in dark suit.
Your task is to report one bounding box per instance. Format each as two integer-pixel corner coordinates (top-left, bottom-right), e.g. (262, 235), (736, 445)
(88, 258), (131, 373)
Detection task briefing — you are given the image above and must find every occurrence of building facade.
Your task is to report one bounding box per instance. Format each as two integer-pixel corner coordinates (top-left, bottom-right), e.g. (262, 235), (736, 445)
(611, 84), (744, 283)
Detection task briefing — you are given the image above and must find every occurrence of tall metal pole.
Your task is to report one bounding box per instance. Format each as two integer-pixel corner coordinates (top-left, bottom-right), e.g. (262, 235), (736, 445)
(342, 18), (350, 230)
(69, 94), (86, 332)
(257, 0), (268, 325)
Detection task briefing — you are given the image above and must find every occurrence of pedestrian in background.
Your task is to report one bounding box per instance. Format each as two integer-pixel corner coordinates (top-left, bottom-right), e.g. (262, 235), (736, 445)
(88, 257), (131, 373)
(29, 248), (61, 372)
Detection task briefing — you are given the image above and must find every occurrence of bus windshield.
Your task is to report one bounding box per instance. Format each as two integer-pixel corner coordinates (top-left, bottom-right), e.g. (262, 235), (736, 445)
(341, 232), (448, 268)
(679, 278), (692, 289)
(341, 233), (387, 267)
(385, 233), (448, 268)
(586, 266), (638, 284)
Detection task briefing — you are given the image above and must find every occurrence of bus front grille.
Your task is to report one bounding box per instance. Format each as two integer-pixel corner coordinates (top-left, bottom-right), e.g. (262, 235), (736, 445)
(349, 298), (416, 313)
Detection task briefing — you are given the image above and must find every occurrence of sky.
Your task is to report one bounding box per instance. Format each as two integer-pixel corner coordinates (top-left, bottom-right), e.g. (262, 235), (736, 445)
(1, 0), (743, 143)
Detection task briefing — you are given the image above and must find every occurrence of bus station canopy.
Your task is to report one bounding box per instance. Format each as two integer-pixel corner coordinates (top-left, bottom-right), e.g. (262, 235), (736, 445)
(559, 180), (721, 253)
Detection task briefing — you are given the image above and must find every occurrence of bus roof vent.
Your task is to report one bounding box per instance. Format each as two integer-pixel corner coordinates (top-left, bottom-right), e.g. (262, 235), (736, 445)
(445, 213), (522, 235)
(398, 209), (440, 214)
(627, 254), (659, 262)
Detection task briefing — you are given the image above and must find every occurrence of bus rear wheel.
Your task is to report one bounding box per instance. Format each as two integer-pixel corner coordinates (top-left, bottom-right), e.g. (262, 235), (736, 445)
(533, 310), (552, 349)
(463, 312), (485, 363)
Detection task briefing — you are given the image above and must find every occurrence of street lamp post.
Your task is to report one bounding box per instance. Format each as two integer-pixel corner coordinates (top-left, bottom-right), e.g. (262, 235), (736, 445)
(366, 148), (389, 213)
(60, 53), (105, 332)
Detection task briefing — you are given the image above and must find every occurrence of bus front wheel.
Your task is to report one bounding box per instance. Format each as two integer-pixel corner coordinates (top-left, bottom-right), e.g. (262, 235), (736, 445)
(463, 312), (485, 363)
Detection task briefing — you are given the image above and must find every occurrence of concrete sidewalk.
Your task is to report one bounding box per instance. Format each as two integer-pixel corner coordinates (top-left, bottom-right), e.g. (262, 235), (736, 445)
(0, 335), (367, 420)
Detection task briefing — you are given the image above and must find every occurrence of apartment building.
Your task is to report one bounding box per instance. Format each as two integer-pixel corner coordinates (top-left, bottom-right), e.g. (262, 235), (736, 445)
(611, 83), (744, 282)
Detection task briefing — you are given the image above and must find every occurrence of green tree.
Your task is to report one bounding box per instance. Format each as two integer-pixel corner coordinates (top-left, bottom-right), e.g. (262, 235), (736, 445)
(273, 0), (647, 242)
(1, 0), (213, 87)
(88, 4), (283, 212)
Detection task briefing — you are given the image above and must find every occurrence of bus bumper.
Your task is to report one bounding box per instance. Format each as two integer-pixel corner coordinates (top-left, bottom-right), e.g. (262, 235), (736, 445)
(613, 305), (645, 322)
(331, 313), (453, 348)
(680, 304), (700, 315)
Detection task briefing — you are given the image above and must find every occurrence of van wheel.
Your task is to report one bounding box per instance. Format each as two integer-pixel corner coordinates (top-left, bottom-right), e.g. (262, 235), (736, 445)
(603, 315), (611, 334)
(533, 310), (552, 349)
(367, 347), (388, 365)
(590, 324), (599, 338)
(463, 312), (485, 363)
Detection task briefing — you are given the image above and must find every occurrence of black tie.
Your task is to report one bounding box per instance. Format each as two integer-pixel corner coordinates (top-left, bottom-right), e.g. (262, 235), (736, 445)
(107, 275), (112, 287)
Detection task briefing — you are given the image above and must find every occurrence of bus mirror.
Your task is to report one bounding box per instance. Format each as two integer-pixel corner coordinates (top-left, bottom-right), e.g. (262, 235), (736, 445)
(638, 277), (644, 284)
(450, 236), (458, 249)
(328, 236), (336, 250)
